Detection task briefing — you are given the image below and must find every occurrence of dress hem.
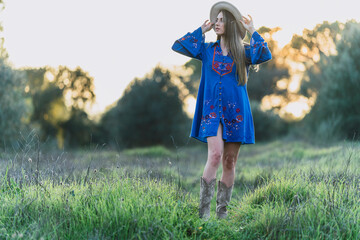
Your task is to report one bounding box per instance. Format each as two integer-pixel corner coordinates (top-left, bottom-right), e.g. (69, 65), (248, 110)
(190, 135), (255, 145)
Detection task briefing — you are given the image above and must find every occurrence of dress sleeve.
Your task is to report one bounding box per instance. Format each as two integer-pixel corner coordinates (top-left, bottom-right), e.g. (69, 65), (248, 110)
(171, 27), (205, 61)
(245, 31), (272, 65)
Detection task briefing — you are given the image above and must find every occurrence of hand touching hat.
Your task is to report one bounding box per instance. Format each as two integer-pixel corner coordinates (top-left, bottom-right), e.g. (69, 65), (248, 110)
(239, 15), (256, 35)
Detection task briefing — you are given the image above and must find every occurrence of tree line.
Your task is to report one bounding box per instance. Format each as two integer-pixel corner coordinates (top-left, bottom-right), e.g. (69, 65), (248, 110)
(1, 9), (359, 149)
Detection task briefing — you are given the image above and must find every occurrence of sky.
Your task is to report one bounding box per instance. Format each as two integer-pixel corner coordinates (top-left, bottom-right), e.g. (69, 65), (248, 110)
(1, 0), (359, 116)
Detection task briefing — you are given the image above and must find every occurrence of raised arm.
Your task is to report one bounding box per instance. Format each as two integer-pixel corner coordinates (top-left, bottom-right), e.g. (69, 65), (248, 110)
(240, 15), (272, 64)
(171, 20), (213, 60)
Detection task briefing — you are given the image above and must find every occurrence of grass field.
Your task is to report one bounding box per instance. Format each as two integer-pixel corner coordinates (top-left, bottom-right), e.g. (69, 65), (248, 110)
(0, 139), (359, 239)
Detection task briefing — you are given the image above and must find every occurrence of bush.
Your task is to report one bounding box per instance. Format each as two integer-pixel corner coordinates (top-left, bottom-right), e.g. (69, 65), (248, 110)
(100, 67), (190, 148)
(251, 101), (288, 141)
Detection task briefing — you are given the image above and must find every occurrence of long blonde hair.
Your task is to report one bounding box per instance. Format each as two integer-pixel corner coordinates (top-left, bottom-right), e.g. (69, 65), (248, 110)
(217, 10), (249, 85)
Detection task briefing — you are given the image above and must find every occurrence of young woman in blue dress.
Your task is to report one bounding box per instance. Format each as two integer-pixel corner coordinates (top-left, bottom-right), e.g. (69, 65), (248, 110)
(172, 1), (272, 220)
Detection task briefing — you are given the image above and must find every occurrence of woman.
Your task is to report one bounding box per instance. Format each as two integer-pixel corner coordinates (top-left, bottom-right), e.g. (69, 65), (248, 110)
(172, 1), (272, 220)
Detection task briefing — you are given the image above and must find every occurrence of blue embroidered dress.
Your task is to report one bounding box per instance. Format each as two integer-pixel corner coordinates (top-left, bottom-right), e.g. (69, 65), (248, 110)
(172, 27), (272, 144)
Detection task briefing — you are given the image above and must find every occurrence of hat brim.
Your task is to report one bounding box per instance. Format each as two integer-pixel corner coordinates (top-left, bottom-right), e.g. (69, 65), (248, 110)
(210, 1), (246, 39)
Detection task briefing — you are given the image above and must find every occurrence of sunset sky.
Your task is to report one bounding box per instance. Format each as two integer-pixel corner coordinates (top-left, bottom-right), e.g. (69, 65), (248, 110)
(1, 0), (359, 116)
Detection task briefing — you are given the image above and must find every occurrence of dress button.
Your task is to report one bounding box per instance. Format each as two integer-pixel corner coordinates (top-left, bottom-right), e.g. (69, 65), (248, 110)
(219, 93), (222, 95)
(219, 87), (222, 89)
(219, 99), (222, 101)
(219, 82), (222, 84)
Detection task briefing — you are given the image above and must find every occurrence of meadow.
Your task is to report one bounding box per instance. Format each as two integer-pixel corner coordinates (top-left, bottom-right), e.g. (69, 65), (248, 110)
(0, 138), (359, 239)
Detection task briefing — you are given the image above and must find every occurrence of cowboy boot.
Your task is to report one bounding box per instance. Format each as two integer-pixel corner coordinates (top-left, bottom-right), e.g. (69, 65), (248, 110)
(216, 180), (234, 219)
(199, 177), (216, 220)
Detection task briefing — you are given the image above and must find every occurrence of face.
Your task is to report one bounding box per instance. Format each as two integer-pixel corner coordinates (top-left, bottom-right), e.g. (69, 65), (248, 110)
(214, 11), (225, 36)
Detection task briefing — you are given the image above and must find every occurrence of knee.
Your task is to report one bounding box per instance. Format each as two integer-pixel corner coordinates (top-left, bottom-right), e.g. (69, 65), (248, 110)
(223, 153), (237, 171)
(208, 149), (222, 167)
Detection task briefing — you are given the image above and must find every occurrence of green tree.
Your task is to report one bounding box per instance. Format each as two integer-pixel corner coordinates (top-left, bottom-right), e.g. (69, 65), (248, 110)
(305, 21), (360, 139)
(0, 59), (29, 147)
(290, 21), (343, 60)
(24, 66), (96, 148)
(0, 1), (29, 148)
(61, 109), (98, 148)
(290, 21), (345, 98)
(101, 66), (190, 148)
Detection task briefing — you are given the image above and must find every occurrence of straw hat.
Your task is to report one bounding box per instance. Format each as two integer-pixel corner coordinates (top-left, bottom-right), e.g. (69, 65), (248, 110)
(210, 1), (246, 39)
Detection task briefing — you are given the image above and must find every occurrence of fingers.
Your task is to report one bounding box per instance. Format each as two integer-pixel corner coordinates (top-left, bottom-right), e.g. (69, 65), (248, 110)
(203, 20), (214, 27)
(203, 20), (209, 27)
(202, 20), (214, 33)
(245, 14), (253, 24)
(241, 17), (248, 25)
(242, 15), (253, 22)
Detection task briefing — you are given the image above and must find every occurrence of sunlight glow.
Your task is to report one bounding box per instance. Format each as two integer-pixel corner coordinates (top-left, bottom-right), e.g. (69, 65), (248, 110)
(288, 74), (302, 93)
(288, 62), (306, 72)
(301, 46), (308, 55)
(45, 71), (54, 82)
(261, 94), (314, 121)
(185, 96), (196, 117)
(276, 78), (288, 90)
(312, 53), (320, 62)
(282, 101), (310, 119)
(316, 29), (338, 56)
(261, 95), (286, 111)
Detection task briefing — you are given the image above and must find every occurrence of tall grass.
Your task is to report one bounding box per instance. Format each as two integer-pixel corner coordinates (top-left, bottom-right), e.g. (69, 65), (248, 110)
(0, 172), (198, 239)
(0, 138), (359, 239)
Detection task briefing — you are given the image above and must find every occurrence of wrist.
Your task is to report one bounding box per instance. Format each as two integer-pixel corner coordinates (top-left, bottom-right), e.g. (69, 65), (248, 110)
(248, 27), (256, 35)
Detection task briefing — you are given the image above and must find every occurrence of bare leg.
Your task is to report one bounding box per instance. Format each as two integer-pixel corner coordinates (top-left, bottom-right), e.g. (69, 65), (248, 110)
(199, 124), (224, 219)
(202, 124), (224, 182)
(215, 142), (240, 219)
(220, 142), (241, 187)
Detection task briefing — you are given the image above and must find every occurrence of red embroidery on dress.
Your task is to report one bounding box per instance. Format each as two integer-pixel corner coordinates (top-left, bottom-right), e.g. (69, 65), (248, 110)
(236, 115), (243, 122)
(209, 112), (217, 119)
(222, 102), (243, 137)
(179, 35), (199, 48)
(212, 47), (234, 76)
